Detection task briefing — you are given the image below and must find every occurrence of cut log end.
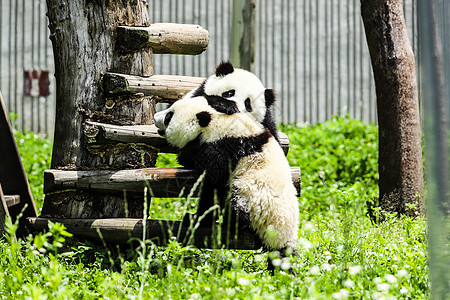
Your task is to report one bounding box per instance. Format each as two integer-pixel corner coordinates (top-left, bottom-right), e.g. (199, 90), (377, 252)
(116, 23), (209, 55)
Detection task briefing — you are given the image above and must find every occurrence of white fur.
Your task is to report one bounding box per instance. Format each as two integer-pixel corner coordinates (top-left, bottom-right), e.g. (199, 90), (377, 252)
(232, 137), (299, 250)
(154, 96), (299, 251)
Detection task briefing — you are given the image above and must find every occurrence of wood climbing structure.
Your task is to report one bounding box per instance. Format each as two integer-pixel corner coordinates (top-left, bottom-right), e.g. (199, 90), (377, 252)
(27, 0), (300, 249)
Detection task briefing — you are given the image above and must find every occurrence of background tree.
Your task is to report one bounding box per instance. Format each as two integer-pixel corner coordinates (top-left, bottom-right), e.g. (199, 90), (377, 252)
(360, 0), (424, 217)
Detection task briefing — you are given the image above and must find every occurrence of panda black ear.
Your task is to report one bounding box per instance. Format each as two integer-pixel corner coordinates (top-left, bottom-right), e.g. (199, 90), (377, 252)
(264, 89), (276, 107)
(196, 111), (212, 127)
(215, 61), (234, 77)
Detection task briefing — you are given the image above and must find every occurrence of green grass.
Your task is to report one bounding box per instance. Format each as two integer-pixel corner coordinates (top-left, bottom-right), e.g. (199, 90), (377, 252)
(1, 117), (429, 299)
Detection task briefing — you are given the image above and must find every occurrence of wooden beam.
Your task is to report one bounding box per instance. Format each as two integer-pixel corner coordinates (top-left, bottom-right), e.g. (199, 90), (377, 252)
(4, 195), (20, 207)
(44, 167), (301, 196)
(116, 23), (209, 55)
(44, 168), (200, 197)
(84, 121), (177, 153)
(103, 73), (205, 102)
(27, 217), (263, 249)
(84, 121), (291, 155)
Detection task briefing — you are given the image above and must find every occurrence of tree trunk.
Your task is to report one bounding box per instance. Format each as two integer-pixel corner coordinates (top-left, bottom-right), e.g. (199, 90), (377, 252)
(230, 0), (256, 71)
(361, 0), (424, 217)
(42, 0), (156, 218)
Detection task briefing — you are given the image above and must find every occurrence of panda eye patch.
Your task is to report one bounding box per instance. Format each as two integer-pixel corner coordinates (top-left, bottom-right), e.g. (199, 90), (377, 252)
(221, 89), (235, 98)
(164, 111), (174, 126)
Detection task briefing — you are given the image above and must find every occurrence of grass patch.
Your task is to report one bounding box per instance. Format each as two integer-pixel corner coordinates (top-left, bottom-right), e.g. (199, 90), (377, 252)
(1, 116), (429, 299)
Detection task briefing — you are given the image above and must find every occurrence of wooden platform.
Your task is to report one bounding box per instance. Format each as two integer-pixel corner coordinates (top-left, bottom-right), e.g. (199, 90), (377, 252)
(27, 217), (263, 249)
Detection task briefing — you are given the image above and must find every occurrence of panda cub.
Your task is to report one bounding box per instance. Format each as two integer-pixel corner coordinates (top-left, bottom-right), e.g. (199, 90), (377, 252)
(154, 96), (299, 264)
(186, 61), (279, 142)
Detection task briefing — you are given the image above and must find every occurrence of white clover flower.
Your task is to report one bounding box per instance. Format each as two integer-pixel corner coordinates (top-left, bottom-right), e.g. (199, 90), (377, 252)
(348, 265), (362, 275)
(343, 279), (355, 288)
(372, 291), (384, 300)
(303, 222), (315, 231)
(309, 266), (320, 275)
(271, 259), (282, 267)
(321, 263), (332, 271)
(188, 293), (200, 300)
(324, 251), (332, 261)
(332, 289), (350, 299)
(373, 277), (383, 284)
(384, 274), (397, 284)
(299, 238), (313, 250)
(400, 287), (409, 294)
(397, 269), (409, 278)
(254, 254), (264, 262)
(377, 283), (390, 293)
(280, 259), (292, 271)
(336, 245), (344, 252)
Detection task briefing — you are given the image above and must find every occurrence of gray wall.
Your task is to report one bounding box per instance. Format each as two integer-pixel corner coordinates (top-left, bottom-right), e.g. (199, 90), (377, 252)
(1, 0), (448, 135)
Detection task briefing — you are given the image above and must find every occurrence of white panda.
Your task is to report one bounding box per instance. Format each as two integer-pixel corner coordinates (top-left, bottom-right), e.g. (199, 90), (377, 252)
(185, 61), (279, 142)
(154, 96), (299, 270)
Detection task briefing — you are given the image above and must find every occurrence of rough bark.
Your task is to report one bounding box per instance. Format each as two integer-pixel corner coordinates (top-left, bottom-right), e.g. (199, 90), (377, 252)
(361, 0), (424, 217)
(43, 0), (156, 218)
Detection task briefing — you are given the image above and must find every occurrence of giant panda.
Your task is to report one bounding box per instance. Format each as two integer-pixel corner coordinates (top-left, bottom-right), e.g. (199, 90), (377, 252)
(154, 96), (299, 270)
(185, 61), (279, 142)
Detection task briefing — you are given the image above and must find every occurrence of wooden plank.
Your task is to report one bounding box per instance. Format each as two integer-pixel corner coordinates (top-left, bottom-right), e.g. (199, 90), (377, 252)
(84, 121), (290, 155)
(26, 217), (263, 249)
(116, 23), (209, 55)
(44, 168), (201, 197)
(44, 167), (301, 196)
(103, 73), (205, 101)
(0, 92), (38, 238)
(0, 185), (10, 237)
(4, 195), (20, 207)
(84, 121), (177, 153)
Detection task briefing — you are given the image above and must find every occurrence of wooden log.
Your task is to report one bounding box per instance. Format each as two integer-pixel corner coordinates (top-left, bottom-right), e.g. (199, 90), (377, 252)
(44, 168), (200, 197)
(116, 23), (209, 55)
(4, 195), (20, 207)
(84, 121), (291, 155)
(103, 73), (205, 101)
(84, 121), (177, 152)
(27, 217), (262, 249)
(44, 167), (301, 196)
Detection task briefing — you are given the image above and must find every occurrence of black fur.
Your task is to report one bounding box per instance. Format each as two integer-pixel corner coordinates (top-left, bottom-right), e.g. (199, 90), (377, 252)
(164, 111), (174, 126)
(244, 98), (253, 112)
(222, 89), (235, 98)
(192, 82), (239, 115)
(196, 111), (212, 127)
(215, 61), (235, 77)
(264, 89), (276, 107)
(262, 89), (279, 142)
(205, 95), (239, 115)
(262, 110), (279, 142)
(179, 129), (271, 228)
(192, 81), (206, 98)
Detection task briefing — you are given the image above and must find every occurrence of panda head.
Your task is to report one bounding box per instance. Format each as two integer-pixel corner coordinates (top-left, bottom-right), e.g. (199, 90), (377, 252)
(154, 96), (264, 149)
(188, 61), (276, 122)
